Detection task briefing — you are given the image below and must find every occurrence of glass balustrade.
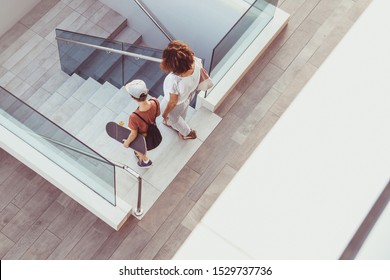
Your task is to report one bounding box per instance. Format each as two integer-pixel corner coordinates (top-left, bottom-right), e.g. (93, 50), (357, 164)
(55, 29), (165, 98)
(0, 87), (116, 205)
(209, 0), (279, 87)
(57, 0), (279, 101)
(137, 0), (278, 94)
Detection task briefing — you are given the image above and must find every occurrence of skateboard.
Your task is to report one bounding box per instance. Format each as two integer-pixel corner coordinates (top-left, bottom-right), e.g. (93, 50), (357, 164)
(105, 121), (147, 154)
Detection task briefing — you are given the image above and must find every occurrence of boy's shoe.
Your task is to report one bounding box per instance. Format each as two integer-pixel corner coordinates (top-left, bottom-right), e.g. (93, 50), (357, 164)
(137, 159), (152, 168)
(179, 129), (197, 140)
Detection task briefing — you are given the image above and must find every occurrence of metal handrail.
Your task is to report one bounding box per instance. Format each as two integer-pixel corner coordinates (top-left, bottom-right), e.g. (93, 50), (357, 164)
(38, 132), (144, 216)
(55, 36), (162, 63)
(133, 0), (174, 42)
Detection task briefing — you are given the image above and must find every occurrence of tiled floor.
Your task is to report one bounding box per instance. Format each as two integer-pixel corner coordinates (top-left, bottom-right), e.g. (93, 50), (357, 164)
(0, 0), (373, 259)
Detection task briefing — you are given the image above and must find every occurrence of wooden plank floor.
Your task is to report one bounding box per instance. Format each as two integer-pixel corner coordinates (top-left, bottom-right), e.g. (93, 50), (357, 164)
(0, 0), (373, 259)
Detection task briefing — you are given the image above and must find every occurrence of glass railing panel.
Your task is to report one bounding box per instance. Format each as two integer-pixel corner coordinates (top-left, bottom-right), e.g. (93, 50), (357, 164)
(209, 0), (279, 86)
(57, 28), (124, 86)
(122, 44), (164, 97)
(56, 29), (110, 75)
(0, 87), (116, 205)
(55, 29), (164, 98)
(76, 41), (122, 86)
(137, 0), (278, 95)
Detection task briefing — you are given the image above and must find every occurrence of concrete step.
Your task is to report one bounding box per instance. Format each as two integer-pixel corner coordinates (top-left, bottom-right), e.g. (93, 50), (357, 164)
(30, 1), (72, 38)
(49, 96), (83, 127)
(77, 47), (123, 85)
(104, 53), (149, 88)
(113, 26), (142, 45)
(63, 101), (100, 133)
(71, 77), (101, 103)
(97, 9), (128, 40)
(106, 87), (132, 114)
(88, 81), (118, 108)
(40, 66), (70, 94)
(48, 77), (100, 126)
(56, 73), (86, 99)
(37, 92), (67, 118)
(54, 2), (128, 76)
(76, 106), (118, 145)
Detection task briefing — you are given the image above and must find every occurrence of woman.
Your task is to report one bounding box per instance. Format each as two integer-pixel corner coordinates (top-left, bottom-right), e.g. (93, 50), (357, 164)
(123, 79), (160, 168)
(160, 40), (202, 140)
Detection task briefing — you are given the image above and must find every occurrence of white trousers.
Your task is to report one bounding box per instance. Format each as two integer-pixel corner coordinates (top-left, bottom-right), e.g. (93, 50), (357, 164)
(160, 98), (191, 136)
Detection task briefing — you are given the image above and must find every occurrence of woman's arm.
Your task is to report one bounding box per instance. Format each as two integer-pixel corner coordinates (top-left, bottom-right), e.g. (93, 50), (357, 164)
(162, 93), (178, 121)
(123, 129), (138, 148)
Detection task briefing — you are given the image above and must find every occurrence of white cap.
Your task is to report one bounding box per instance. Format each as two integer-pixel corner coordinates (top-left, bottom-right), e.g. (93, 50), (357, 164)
(125, 79), (148, 98)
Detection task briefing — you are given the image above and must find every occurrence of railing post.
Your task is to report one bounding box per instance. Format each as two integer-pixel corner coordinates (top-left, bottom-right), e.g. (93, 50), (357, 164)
(123, 165), (143, 217)
(134, 176), (143, 216)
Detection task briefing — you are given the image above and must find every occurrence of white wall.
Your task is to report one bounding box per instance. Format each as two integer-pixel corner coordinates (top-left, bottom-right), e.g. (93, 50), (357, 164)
(0, 0), (40, 37)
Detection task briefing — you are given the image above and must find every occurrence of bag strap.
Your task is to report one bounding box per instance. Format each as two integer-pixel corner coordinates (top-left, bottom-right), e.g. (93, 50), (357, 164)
(150, 99), (158, 119)
(133, 99), (158, 125)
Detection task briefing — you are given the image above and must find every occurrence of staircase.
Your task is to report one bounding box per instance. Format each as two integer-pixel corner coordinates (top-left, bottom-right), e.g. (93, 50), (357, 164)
(0, 0), (222, 229)
(57, 28), (165, 94)
(36, 72), (221, 217)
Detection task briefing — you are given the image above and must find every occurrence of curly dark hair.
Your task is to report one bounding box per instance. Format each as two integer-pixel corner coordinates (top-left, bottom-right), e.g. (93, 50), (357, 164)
(160, 40), (194, 75)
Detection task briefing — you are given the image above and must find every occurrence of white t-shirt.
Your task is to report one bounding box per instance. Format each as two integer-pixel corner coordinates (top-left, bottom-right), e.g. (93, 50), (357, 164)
(163, 57), (202, 104)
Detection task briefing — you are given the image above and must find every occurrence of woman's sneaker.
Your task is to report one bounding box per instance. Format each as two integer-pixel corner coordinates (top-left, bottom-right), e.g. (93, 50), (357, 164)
(179, 129), (197, 140)
(137, 159), (152, 168)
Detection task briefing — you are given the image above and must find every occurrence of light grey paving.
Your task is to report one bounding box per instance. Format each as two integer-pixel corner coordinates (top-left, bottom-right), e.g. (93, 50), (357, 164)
(18, 44), (58, 84)
(41, 68), (70, 94)
(88, 81), (117, 108)
(3, 34), (43, 71)
(71, 77), (101, 102)
(0, 30), (35, 66)
(63, 101), (100, 133)
(76, 106), (118, 144)
(49, 96), (83, 126)
(105, 87), (132, 114)
(76, 0), (98, 14)
(82, 0), (103, 19)
(26, 88), (51, 109)
(2, 75), (31, 98)
(30, 1), (68, 34)
(56, 73), (86, 98)
(10, 40), (51, 75)
(37, 92), (67, 117)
